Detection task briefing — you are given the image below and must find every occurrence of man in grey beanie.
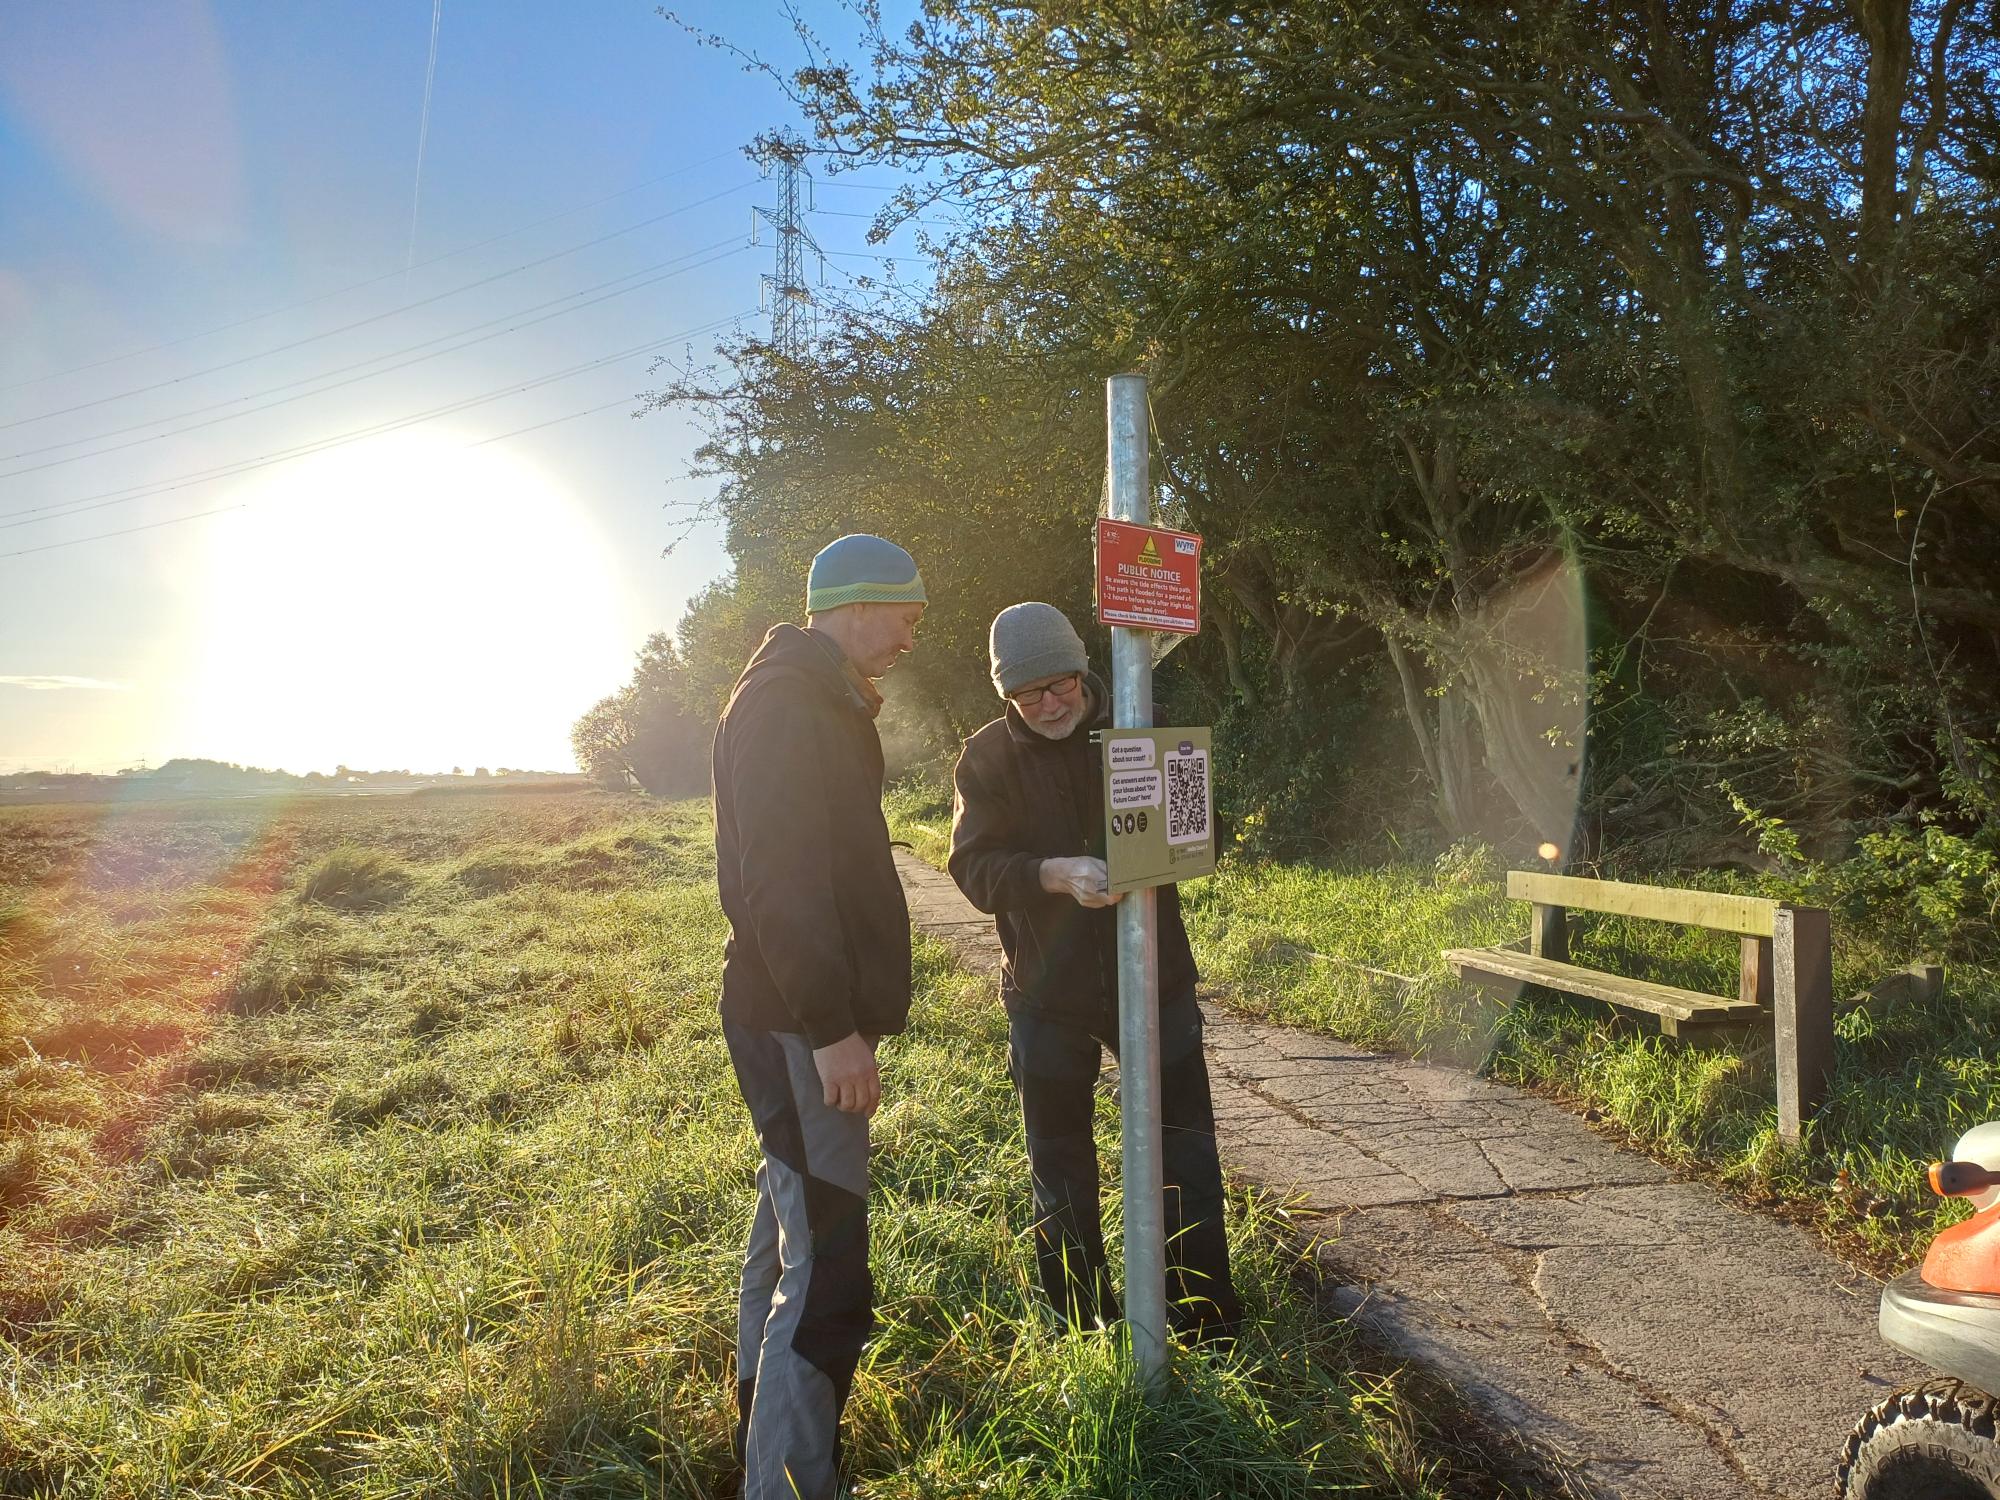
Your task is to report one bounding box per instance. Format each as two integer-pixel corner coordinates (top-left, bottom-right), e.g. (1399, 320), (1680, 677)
(947, 602), (1239, 1342)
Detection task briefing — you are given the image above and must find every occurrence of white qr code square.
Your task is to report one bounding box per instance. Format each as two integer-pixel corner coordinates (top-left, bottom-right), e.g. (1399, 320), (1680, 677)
(1163, 745), (1210, 846)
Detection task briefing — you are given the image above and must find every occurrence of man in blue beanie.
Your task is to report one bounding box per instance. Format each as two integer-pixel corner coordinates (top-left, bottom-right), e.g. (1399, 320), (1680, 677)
(948, 602), (1240, 1345)
(711, 533), (926, 1500)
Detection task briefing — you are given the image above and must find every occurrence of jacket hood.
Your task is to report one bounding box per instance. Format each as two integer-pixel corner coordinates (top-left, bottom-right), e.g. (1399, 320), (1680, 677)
(739, 623), (873, 716)
(1003, 669), (1111, 748)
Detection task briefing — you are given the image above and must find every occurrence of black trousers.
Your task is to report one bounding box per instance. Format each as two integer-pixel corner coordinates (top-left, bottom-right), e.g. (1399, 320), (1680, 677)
(1007, 992), (1241, 1338)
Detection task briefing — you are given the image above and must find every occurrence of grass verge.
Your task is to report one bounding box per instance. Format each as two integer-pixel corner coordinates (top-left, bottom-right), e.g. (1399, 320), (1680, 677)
(884, 778), (2000, 1270)
(2, 790), (1530, 1498)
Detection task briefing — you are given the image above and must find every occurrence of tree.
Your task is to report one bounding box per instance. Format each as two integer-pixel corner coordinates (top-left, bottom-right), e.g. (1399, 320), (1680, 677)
(654, 0), (2000, 858)
(570, 634), (712, 796)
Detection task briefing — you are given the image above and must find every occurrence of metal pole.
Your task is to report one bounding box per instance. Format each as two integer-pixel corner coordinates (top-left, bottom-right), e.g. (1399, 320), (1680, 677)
(1106, 372), (1167, 1392)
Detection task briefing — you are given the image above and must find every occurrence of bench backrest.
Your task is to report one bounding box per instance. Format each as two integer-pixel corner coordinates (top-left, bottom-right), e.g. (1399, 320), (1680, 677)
(1505, 871), (1777, 938)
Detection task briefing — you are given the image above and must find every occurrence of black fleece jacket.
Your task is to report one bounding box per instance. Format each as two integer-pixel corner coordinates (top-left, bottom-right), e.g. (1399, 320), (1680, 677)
(948, 675), (1198, 1025)
(712, 624), (912, 1047)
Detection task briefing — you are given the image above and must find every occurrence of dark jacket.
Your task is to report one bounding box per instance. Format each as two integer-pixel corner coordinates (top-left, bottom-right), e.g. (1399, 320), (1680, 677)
(948, 675), (1198, 1025)
(712, 624), (912, 1047)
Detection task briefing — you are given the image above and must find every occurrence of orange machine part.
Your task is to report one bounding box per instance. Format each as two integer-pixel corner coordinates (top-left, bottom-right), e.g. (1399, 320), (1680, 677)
(1922, 1201), (2000, 1296)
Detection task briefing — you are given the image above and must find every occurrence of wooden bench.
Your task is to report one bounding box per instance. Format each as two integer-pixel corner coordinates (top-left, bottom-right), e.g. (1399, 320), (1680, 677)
(1445, 871), (1835, 1142)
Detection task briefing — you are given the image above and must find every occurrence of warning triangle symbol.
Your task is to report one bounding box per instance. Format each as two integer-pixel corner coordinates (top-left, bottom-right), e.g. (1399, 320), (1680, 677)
(1136, 536), (1163, 567)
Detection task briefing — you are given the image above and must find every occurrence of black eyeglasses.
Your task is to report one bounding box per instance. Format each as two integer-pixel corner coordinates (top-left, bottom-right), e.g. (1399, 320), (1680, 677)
(1011, 672), (1081, 708)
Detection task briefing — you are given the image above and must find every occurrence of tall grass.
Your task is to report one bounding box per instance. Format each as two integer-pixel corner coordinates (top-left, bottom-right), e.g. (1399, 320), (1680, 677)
(884, 777), (953, 869)
(1, 792), (1526, 1498)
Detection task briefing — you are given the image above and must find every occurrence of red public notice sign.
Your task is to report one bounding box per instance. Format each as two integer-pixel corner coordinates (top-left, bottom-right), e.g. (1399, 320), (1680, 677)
(1096, 518), (1202, 633)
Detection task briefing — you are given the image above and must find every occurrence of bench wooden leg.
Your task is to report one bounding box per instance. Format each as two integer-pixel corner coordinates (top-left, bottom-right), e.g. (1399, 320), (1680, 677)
(1739, 935), (1773, 1007)
(1531, 903), (1568, 962)
(1773, 906), (1834, 1144)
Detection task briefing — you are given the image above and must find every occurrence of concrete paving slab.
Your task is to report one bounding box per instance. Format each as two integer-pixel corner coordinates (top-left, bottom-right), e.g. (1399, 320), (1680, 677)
(892, 850), (1925, 1500)
(1446, 1194), (1680, 1251)
(1322, 1203), (1749, 1498)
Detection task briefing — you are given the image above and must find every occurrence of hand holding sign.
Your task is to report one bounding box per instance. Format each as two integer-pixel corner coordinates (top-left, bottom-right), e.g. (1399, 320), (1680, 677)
(1039, 855), (1124, 908)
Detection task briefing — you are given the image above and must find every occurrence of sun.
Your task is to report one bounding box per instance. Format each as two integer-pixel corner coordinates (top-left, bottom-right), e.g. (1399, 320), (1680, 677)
(179, 432), (631, 772)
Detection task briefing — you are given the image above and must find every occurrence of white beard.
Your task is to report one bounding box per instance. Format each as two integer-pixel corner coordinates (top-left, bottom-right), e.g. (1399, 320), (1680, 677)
(1027, 709), (1078, 739)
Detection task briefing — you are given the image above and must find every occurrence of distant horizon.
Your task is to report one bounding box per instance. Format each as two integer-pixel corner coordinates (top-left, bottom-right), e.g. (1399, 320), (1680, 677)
(0, 756), (578, 779)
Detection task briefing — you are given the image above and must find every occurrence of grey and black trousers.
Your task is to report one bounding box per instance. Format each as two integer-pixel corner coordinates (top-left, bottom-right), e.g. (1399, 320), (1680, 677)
(723, 1021), (874, 1500)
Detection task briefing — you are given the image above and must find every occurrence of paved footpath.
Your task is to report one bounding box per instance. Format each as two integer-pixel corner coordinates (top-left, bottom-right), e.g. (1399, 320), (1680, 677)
(895, 850), (1922, 1500)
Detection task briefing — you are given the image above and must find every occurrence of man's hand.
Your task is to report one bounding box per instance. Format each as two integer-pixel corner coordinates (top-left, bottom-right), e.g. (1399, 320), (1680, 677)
(813, 1032), (881, 1116)
(1039, 856), (1123, 908)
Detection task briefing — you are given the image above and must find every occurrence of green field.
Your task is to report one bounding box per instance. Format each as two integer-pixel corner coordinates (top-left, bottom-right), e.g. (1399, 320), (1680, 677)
(886, 780), (2000, 1269)
(1, 791), (1529, 1499)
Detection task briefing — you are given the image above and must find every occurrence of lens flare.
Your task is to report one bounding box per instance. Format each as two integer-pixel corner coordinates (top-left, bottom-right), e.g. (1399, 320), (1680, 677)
(182, 431), (629, 773)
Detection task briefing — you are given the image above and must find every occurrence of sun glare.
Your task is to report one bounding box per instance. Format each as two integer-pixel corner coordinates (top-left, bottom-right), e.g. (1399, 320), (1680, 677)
(181, 433), (630, 772)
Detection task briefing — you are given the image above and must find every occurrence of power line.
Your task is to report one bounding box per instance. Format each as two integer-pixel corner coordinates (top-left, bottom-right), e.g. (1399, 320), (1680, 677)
(1, 236), (748, 468)
(0, 241), (753, 480)
(814, 209), (954, 226)
(466, 394), (638, 447)
(0, 384), (652, 532)
(0, 177), (758, 432)
(1, 310), (751, 529)
(4, 236), (744, 463)
(0, 310), (755, 559)
(0, 148), (738, 395)
(0, 353), (648, 523)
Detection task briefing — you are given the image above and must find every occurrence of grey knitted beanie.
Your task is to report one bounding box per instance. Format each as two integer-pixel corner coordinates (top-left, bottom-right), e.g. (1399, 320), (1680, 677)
(989, 602), (1088, 697)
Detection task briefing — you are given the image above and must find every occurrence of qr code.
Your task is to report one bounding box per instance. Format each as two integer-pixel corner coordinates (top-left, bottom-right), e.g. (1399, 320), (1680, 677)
(1164, 749), (1210, 845)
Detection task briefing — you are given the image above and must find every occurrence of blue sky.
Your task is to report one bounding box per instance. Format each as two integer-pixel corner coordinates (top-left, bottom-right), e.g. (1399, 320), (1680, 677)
(0, 1), (929, 773)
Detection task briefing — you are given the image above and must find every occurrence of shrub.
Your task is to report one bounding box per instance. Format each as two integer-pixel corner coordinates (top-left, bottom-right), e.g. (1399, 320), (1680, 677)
(299, 846), (413, 911)
(1829, 825), (1999, 960)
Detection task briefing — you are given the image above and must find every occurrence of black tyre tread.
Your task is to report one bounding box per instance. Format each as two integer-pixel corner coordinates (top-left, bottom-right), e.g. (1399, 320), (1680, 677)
(1838, 1379), (2000, 1499)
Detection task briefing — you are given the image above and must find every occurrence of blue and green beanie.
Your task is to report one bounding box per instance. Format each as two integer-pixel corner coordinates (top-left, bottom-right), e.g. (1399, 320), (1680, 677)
(805, 534), (927, 614)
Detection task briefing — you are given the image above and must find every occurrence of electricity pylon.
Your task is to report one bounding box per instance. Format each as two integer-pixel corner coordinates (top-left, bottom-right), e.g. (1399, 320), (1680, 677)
(752, 130), (822, 359)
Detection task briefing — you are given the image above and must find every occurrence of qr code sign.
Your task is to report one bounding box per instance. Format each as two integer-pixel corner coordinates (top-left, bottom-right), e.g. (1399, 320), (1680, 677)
(1164, 745), (1210, 846)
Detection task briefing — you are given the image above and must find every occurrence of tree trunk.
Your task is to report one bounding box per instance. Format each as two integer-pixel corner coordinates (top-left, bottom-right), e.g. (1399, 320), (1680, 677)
(1435, 678), (1480, 838)
(1460, 646), (1583, 856)
(1853, 0), (1913, 286)
(1385, 633), (1478, 836)
(1213, 609), (1260, 708)
(1454, 552), (1588, 857)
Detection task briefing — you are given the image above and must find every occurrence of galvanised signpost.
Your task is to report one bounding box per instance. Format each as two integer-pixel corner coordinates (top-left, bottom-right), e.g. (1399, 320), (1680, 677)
(1100, 373), (1214, 1394)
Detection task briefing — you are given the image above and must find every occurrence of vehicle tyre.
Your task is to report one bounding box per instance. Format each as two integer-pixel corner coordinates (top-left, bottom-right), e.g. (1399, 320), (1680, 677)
(1839, 1381), (2000, 1499)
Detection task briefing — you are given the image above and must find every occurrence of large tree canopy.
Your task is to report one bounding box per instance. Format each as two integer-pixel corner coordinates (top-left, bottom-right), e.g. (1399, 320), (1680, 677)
(634, 0), (1999, 864)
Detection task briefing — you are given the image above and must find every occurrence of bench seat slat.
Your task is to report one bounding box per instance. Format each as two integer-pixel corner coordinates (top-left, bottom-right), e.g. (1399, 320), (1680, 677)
(1504, 872), (1777, 937)
(1443, 946), (1765, 1024)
